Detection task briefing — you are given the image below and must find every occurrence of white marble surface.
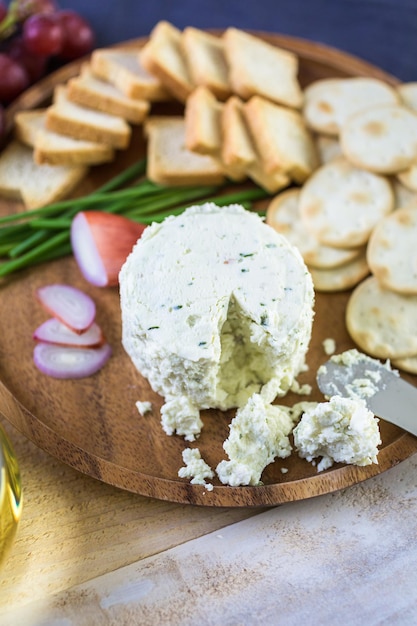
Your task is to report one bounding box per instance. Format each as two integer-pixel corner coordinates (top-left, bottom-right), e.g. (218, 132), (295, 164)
(3, 452), (417, 626)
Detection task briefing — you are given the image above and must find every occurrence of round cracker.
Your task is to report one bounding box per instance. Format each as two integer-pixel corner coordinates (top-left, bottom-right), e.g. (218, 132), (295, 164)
(303, 77), (399, 136)
(346, 275), (417, 359)
(315, 134), (342, 164)
(340, 104), (417, 174)
(397, 162), (417, 192)
(367, 207), (417, 294)
(392, 178), (417, 209)
(392, 354), (417, 375)
(266, 188), (362, 269)
(299, 157), (394, 248)
(397, 82), (417, 112)
(309, 251), (369, 292)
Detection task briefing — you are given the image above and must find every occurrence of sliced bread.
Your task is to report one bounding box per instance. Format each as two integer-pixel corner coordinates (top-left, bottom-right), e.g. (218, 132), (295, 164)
(181, 27), (231, 100)
(90, 47), (170, 101)
(144, 116), (225, 186)
(221, 96), (256, 169)
(15, 108), (114, 166)
(184, 87), (246, 181)
(14, 108), (47, 146)
(184, 85), (223, 155)
(46, 86), (131, 149)
(67, 64), (150, 124)
(244, 95), (319, 183)
(0, 140), (87, 209)
(140, 21), (194, 102)
(221, 96), (290, 192)
(223, 28), (303, 109)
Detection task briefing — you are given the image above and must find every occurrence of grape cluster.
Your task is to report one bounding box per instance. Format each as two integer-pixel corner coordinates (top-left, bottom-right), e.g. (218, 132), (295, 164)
(0, 0), (95, 135)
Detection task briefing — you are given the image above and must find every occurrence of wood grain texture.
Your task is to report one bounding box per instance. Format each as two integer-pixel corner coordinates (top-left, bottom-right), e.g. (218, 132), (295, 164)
(0, 417), (259, 612)
(0, 34), (416, 509)
(8, 454), (417, 626)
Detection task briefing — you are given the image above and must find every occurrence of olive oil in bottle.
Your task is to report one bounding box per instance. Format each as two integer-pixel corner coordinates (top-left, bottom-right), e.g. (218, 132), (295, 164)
(0, 423), (22, 564)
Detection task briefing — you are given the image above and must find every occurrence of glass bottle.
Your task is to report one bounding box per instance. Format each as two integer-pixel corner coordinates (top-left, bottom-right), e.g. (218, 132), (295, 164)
(0, 423), (22, 565)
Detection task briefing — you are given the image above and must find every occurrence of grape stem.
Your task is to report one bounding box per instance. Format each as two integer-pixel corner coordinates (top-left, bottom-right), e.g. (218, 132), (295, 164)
(0, 0), (25, 40)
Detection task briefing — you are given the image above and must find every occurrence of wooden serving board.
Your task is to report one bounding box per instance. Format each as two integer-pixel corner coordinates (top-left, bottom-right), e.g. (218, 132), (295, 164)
(0, 33), (416, 508)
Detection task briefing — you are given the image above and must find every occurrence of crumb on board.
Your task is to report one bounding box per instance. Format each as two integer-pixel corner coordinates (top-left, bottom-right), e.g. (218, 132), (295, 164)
(322, 337), (336, 355)
(135, 400), (153, 416)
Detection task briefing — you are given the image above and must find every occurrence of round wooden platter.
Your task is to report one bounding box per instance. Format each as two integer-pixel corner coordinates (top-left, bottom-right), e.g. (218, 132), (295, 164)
(1, 33), (416, 508)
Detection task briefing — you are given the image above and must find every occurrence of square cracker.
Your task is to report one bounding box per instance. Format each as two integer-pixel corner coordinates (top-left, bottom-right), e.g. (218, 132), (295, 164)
(244, 95), (319, 183)
(223, 28), (303, 109)
(144, 116), (225, 186)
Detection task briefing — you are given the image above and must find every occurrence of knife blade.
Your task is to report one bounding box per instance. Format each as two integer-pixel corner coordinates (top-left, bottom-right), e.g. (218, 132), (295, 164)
(316, 352), (417, 437)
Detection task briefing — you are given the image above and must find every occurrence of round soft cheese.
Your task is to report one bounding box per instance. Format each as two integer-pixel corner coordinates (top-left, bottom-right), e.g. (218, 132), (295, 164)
(119, 203), (315, 410)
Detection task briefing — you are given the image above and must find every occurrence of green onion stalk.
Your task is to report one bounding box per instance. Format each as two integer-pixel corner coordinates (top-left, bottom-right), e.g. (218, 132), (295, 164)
(0, 158), (272, 278)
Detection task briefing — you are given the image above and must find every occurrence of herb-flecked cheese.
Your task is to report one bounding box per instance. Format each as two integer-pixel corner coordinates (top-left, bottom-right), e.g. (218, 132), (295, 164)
(119, 204), (315, 436)
(293, 395), (381, 471)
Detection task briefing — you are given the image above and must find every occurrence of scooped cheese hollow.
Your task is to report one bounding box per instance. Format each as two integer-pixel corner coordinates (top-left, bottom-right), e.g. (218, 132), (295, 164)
(119, 204), (315, 411)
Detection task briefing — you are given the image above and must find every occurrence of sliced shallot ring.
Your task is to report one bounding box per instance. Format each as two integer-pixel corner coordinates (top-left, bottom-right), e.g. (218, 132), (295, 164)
(33, 318), (105, 348)
(33, 342), (112, 379)
(36, 284), (96, 333)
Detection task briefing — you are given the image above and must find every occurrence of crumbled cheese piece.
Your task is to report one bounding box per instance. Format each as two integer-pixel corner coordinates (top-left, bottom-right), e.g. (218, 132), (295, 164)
(293, 395), (381, 472)
(290, 379), (312, 396)
(160, 396), (203, 441)
(288, 401), (319, 424)
(135, 400), (152, 416)
(345, 377), (379, 400)
(323, 337), (336, 355)
(329, 348), (395, 371)
(216, 393), (293, 486)
(319, 348), (399, 401)
(178, 448), (214, 486)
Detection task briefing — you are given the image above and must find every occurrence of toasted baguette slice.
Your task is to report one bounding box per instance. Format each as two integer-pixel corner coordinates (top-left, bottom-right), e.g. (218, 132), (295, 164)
(144, 116), (225, 186)
(140, 21), (194, 102)
(246, 160), (290, 193)
(67, 65), (150, 124)
(90, 47), (170, 101)
(0, 141), (87, 209)
(221, 96), (256, 169)
(223, 28), (303, 109)
(14, 108), (115, 166)
(244, 95), (319, 183)
(184, 87), (246, 181)
(184, 86), (223, 155)
(14, 109), (47, 146)
(221, 96), (289, 192)
(46, 86), (131, 149)
(181, 27), (231, 100)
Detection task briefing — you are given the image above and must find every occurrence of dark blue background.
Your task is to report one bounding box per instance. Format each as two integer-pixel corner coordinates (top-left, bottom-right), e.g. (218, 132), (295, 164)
(61, 0), (417, 82)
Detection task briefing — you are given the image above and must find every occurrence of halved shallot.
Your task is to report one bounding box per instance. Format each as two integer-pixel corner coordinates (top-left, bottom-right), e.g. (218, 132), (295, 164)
(36, 283), (96, 333)
(33, 342), (112, 379)
(33, 318), (105, 348)
(71, 211), (145, 287)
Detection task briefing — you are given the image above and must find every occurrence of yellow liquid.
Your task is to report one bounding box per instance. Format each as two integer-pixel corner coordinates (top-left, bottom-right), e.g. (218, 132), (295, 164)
(0, 424), (22, 564)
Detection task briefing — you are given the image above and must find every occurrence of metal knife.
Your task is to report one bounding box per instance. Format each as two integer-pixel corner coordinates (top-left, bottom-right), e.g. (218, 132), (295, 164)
(316, 355), (417, 437)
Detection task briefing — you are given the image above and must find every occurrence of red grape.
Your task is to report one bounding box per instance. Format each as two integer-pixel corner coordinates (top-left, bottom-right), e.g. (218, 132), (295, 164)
(0, 103), (6, 147)
(7, 37), (48, 82)
(0, 53), (29, 102)
(15, 0), (58, 20)
(0, 1), (7, 23)
(56, 10), (95, 60)
(23, 13), (63, 56)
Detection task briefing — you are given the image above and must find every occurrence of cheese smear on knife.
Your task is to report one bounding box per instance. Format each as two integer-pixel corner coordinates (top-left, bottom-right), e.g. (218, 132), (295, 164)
(119, 204), (315, 440)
